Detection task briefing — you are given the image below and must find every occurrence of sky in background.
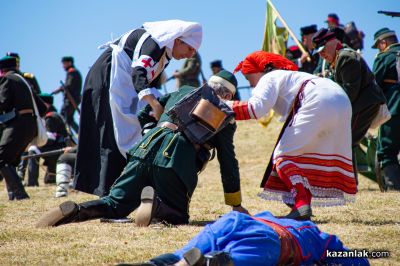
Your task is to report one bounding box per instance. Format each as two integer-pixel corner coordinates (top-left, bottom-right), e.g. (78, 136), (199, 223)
(2, 0), (400, 107)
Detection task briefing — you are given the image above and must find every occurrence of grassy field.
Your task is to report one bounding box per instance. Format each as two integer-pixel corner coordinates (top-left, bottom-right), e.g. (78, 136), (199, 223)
(0, 119), (399, 265)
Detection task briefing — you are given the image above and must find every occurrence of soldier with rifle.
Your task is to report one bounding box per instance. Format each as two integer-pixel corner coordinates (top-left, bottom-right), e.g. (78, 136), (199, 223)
(52, 56), (82, 133)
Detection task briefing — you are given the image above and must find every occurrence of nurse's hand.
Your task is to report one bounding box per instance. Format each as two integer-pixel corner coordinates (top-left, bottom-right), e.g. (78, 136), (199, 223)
(143, 94), (164, 121)
(232, 205), (250, 216)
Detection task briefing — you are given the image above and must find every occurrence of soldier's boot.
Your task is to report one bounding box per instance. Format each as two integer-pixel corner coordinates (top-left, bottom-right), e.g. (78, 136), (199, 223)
(285, 183), (312, 220)
(27, 156), (40, 187)
(44, 171), (56, 184)
(383, 164), (400, 191)
(0, 165), (29, 200)
(36, 199), (110, 228)
(55, 163), (72, 198)
(135, 186), (188, 227)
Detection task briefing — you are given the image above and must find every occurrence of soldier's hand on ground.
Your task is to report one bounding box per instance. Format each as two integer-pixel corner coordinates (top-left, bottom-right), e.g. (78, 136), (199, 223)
(232, 205), (250, 215)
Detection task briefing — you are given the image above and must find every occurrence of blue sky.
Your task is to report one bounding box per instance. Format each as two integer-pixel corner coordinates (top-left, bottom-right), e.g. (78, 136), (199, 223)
(2, 0), (400, 106)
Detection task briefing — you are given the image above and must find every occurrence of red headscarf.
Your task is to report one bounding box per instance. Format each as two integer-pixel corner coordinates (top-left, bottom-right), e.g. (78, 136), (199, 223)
(234, 51), (298, 74)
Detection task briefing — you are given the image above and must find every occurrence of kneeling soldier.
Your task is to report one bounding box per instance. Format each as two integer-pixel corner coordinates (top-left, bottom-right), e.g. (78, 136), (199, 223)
(37, 70), (248, 227)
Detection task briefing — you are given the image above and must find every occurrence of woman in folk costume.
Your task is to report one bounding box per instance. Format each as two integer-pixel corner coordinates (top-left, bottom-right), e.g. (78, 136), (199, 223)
(75, 20), (202, 197)
(231, 51), (357, 220)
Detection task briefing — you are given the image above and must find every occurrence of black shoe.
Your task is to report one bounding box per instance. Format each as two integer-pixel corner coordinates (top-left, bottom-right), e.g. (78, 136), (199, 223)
(285, 205), (312, 220)
(204, 250), (233, 266)
(36, 201), (79, 228)
(383, 164), (400, 191)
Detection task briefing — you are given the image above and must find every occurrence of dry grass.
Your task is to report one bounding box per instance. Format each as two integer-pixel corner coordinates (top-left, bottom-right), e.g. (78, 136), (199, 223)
(0, 119), (399, 265)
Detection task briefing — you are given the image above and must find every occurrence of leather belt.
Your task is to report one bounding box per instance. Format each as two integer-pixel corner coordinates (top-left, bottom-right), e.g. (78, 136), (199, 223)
(18, 109), (34, 115)
(253, 217), (302, 266)
(383, 79), (398, 84)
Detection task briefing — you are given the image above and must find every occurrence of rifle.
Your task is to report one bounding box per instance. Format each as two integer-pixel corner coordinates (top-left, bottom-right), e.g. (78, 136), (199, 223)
(378, 11), (400, 17)
(52, 81), (81, 114)
(21, 148), (67, 160)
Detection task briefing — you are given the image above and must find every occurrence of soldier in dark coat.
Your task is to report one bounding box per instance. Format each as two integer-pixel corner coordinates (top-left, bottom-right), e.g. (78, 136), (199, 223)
(313, 29), (386, 147)
(0, 56), (46, 200)
(286, 25), (319, 74)
(53, 56), (82, 133)
(372, 28), (400, 190)
(37, 71), (249, 228)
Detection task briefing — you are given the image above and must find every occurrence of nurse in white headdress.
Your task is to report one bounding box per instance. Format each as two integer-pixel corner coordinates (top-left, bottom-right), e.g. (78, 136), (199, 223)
(74, 20), (203, 197)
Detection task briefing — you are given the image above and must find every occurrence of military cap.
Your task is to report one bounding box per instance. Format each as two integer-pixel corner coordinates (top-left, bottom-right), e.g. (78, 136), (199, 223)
(210, 60), (222, 68)
(39, 93), (54, 105)
(300, 25), (318, 36)
(312, 28), (337, 54)
(371, 28), (396, 49)
(61, 56), (74, 63)
(325, 13), (340, 24)
(6, 52), (20, 59)
(209, 70), (237, 94)
(0, 56), (17, 69)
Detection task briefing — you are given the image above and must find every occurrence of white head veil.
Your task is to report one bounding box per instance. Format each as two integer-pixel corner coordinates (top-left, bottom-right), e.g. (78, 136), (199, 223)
(142, 20), (203, 50)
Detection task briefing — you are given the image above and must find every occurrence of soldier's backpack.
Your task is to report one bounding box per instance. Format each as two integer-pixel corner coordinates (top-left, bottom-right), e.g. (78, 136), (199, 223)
(167, 84), (235, 145)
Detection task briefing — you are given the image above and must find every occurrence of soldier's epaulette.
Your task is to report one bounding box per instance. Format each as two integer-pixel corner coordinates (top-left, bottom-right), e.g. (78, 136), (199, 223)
(67, 68), (76, 73)
(23, 72), (34, 78)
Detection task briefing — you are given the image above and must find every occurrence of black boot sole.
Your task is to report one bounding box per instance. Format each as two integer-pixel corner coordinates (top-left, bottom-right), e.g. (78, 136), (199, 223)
(36, 201), (78, 228)
(285, 205), (312, 221)
(135, 186), (155, 227)
(183, 248), (205, 266)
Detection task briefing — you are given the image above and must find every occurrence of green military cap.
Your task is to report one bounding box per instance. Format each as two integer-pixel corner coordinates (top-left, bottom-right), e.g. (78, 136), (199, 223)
(39, 93), (54, 105)
(208, 70), (238, 94)
(372, 28), (396, 49)
(0, 56), (17, 69)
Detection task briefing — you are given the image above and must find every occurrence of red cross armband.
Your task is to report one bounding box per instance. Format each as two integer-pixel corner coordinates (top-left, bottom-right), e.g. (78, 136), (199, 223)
(132, 55), (158, 81)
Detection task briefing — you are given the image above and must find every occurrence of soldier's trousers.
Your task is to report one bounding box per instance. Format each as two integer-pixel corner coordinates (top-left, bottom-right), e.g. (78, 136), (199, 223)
(99, 157), (191, 222)
(377, 114), (400, 168)
(61, 104), (79, 133)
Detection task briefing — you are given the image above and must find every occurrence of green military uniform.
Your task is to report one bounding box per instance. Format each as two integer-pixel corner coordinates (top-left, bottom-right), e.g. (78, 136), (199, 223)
(37, 85), (242, 226)
(102, 85), (241, 222)
(332, 47), (386, 145)
(373, 43), (400, 168)
(177, 52), (202, 87)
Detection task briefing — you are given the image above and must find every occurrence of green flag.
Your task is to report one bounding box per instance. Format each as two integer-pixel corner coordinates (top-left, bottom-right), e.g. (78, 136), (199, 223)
(262, 0), (289, 55)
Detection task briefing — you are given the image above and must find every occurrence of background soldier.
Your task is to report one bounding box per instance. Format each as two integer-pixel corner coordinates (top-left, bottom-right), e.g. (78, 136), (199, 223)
(173, 51), (202, 87)
(6, 52), (41, 94)
(53, 56), (82, 133)
(0, 56), (47, 200)
(372, 27), (400, 190)
(24, 93), (69, 186)
(210, 60), (224, 75)
(286, 25), (319, 74)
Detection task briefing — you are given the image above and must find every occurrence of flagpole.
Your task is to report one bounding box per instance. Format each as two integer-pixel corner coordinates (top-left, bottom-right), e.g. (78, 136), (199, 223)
(267, 0), (311, 61)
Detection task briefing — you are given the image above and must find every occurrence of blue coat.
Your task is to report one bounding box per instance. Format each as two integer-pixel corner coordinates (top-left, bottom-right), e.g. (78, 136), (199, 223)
(174, 211), (369, 266)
